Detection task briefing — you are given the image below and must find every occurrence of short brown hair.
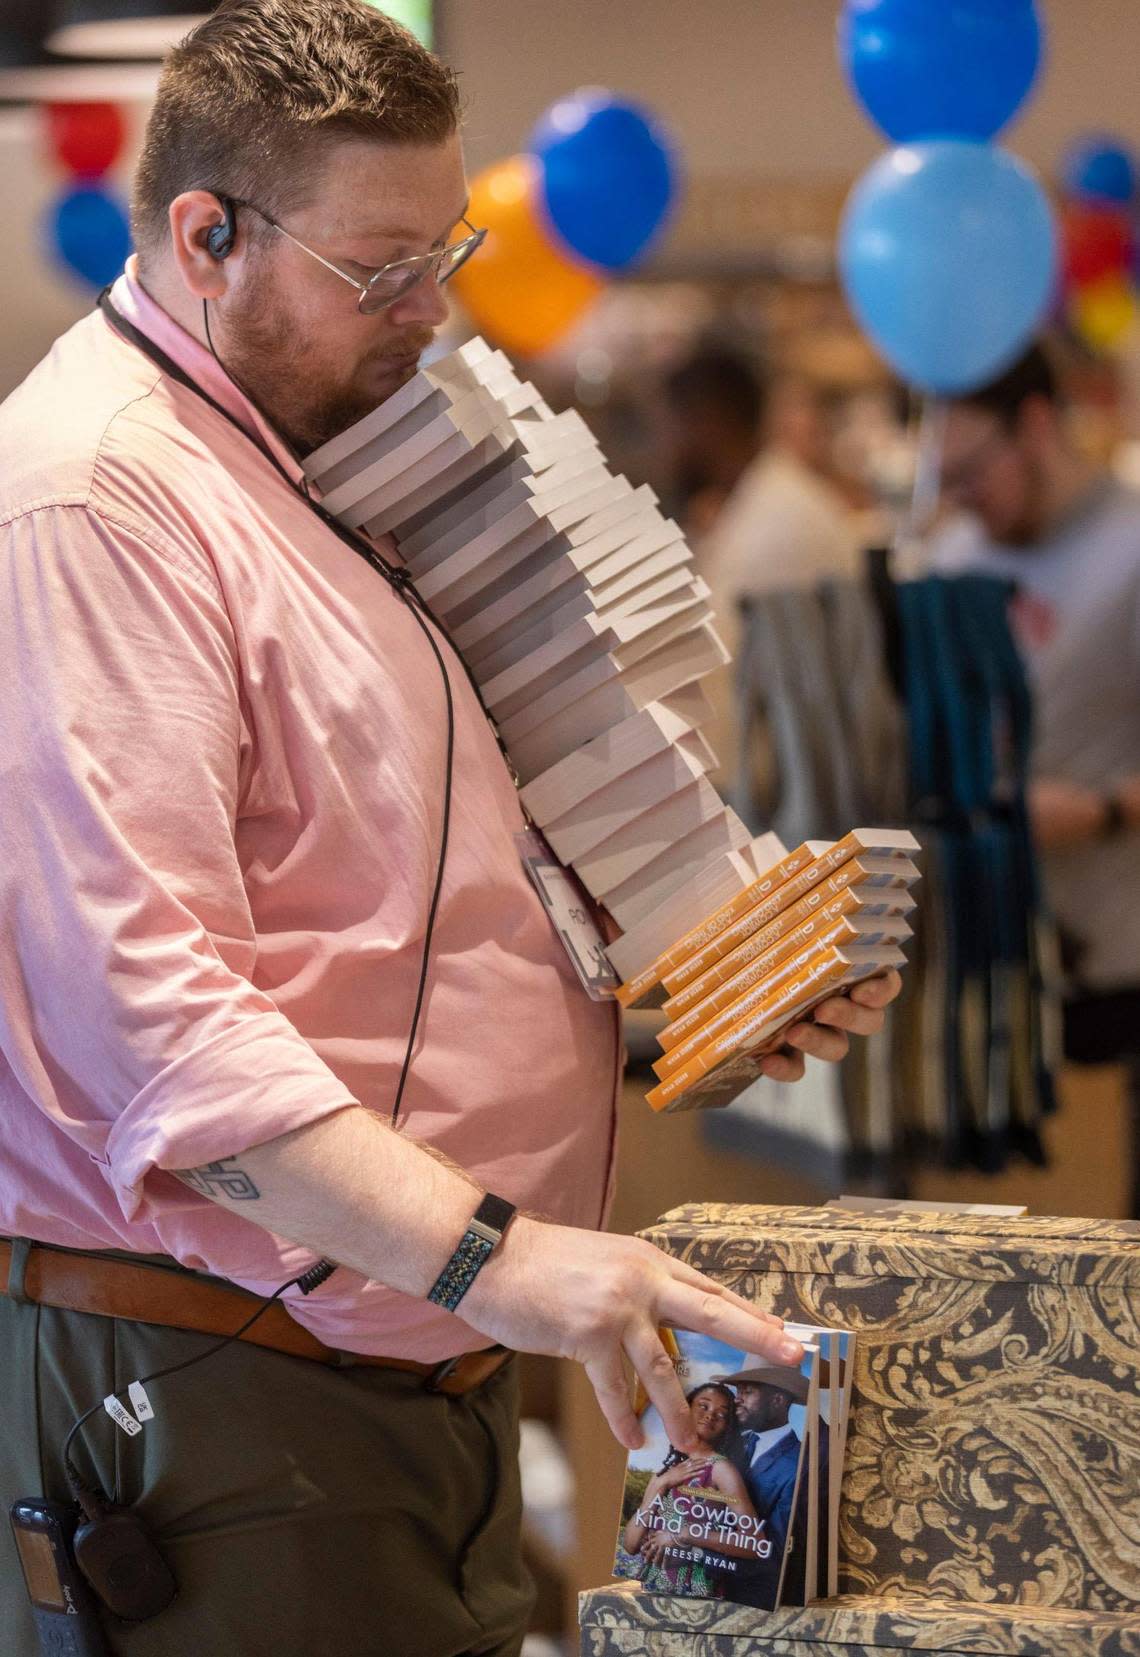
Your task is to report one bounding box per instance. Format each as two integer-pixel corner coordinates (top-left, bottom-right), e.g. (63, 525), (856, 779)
(132, 0), (460, 260)
(956, 342), (1062, 427)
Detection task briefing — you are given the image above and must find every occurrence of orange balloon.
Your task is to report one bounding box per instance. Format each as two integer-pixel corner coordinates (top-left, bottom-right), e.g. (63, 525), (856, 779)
(450, 154), (604, 356)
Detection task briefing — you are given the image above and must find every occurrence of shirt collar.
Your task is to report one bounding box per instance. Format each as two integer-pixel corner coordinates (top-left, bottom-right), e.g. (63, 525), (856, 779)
(745, 1423), (796, 1462)
(108, 257), (307, 488)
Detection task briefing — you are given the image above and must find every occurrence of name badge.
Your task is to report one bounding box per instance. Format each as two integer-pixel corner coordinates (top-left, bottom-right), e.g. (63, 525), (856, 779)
(516, 829), (619, 1001)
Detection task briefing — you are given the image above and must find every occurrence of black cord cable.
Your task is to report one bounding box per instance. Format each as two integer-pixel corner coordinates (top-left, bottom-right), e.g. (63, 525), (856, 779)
(388, 611), (456, 1127)
(63, 1261), (332, 1514)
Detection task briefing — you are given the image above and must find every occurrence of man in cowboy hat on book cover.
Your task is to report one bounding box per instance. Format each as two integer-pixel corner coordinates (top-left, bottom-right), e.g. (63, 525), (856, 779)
(716, 1358), (812, 1559)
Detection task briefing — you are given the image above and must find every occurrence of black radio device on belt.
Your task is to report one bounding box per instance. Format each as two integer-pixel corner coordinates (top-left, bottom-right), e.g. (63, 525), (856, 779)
(10, 1498), (112, 1655)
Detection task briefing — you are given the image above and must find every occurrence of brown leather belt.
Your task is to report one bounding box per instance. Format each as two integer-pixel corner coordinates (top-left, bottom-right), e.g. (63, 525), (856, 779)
(0, 1240), (511, 1397)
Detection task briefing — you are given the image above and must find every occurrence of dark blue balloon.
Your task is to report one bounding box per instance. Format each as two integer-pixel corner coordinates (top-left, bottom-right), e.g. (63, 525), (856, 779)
(839, 0), (1043, 143)
(839, 142), (1057, 395)
(529, 91), (678, 272)
(48, 186), (132, 289)
(1063, 137), (1138, 206)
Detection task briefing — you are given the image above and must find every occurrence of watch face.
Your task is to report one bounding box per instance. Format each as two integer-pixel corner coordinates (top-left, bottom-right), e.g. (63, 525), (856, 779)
(474, 1193), (516, 1235)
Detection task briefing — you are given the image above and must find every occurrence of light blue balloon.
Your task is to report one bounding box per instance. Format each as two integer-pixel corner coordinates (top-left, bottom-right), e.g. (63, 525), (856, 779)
(839, 141), (1057, 395)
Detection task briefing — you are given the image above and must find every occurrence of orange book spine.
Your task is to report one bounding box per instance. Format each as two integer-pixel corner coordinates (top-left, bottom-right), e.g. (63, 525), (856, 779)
(615, 840), (817, 1003)
(658, 904), (871, 1054)
(654, 919), (880, 1079)
(662, 838), (888, 997)
(615, 969), (659, 1009)
(646, 948), (861, 1109)
(656, 841), (817, 969)
(661, 882), (874, 1024)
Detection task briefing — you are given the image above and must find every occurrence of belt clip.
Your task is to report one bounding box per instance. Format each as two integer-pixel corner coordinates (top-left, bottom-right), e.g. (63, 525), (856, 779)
(427, 1346), (509, 1396)
(7, 1238), (33, 1305)
(426, 1355), (461, 1394)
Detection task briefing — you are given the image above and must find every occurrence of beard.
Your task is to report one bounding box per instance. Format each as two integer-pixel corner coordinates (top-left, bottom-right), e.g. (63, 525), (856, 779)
(209, 275), (435, 457)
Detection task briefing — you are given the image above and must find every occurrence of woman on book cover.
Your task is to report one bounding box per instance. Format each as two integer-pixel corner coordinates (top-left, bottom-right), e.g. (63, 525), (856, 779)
(620, 1382), (765, 1597)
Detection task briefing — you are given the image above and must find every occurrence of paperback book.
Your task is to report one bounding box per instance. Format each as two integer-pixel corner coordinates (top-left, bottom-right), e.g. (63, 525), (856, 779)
(613, 1325), (855, 1608)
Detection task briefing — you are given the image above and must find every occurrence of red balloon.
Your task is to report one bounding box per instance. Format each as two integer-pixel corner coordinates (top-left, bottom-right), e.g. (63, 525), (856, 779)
(1062, 203), (1133, 290)
(45, 103), (128, 180)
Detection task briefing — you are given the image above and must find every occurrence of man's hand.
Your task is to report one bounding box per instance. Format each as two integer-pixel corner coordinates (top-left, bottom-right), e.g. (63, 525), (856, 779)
(462, 1220), (802, 1452)
(756, 968), (902, 1085)
(1029, 777), (1113, 850)
(164, 1108), (801, 1454)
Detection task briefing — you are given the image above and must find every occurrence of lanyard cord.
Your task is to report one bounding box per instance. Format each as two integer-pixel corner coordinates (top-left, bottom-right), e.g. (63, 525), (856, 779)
(96, 289), (501, 1127)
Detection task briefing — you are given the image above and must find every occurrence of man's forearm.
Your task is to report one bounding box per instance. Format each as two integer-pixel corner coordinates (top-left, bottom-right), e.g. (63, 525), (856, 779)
(174, 1106), (481, 1297)
(1029, 774), (1140, 850)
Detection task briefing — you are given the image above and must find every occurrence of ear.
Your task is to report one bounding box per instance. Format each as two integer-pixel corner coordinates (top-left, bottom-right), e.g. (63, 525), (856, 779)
(168, 191), (238, 300)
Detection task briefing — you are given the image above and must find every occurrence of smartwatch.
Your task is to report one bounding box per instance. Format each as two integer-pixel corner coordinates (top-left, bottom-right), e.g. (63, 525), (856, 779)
(427, 1193), (517, 1313)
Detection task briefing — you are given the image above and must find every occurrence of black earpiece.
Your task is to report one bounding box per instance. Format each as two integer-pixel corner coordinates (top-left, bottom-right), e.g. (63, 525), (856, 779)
(206, 197), (237, 261)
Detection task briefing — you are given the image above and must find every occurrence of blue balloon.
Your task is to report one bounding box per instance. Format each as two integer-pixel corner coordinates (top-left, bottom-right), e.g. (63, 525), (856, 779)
(529, 90), (679, 272)
(48, 187), (132, 289)
(839, 142), (1058, 396)
(1063, 136), (1138, 206)
(840, 0), (1043, 143)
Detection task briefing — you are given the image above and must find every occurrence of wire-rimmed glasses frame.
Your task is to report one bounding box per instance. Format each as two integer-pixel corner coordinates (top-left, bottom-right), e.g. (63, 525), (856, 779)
(231, 198), (486, 315)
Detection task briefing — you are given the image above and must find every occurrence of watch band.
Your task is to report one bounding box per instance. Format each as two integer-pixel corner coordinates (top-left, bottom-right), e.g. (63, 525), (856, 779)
(427, 1193), (517, 1314)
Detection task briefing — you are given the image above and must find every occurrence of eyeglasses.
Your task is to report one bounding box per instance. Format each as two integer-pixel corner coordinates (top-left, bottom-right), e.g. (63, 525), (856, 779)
(230, 198), (486, 315)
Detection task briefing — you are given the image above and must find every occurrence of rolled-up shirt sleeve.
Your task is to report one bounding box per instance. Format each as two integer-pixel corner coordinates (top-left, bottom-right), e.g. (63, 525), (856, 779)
(0, 502), (358, 1221)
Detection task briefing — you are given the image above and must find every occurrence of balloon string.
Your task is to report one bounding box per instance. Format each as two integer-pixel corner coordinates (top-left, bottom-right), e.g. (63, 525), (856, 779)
(899, 395), (947, 569)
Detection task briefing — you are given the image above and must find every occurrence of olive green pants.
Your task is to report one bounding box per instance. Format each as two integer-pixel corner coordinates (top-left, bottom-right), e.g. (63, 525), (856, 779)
(0, 1266), (532, 1656)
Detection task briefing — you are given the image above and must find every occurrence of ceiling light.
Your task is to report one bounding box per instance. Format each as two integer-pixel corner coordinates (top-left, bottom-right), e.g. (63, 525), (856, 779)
(46, 3), (205, 60)
(0, 0), (162, 99)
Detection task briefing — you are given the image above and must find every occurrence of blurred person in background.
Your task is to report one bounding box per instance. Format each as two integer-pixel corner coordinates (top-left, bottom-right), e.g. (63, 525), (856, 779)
(660, 344), (861, 789)
(933, 343), (1140, 1211)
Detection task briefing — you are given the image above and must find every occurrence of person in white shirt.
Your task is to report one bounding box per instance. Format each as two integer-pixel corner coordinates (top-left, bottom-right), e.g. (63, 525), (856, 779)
(661, 346), (861, 787)
(932, 343), (1140, 1212)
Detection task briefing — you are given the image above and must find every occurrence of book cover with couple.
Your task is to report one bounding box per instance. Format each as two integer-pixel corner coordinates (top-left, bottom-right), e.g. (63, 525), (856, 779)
(613, 1325), (853, 1608)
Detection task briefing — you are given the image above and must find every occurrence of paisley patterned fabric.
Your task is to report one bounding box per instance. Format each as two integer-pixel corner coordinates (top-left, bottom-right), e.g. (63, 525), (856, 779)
(578, 1584), (1140, 1655)
(632, 1205), (1140, 1613)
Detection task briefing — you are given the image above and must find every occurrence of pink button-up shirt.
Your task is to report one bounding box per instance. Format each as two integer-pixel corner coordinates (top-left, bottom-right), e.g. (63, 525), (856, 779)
(0, 264), (620, 1360)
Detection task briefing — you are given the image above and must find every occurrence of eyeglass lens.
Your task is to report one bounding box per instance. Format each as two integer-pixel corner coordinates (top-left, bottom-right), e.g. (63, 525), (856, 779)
(358, 234), (483, 315)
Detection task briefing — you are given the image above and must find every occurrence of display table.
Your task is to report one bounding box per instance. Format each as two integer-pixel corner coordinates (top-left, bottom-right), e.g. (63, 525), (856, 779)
(578, 1581), (1140, 1655)
(580, 1202), (1140, 1651)
(627, 1203), (1140, 1611)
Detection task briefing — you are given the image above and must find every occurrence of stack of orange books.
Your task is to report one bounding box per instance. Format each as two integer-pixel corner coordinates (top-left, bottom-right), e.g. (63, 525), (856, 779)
(613, 829), (921, 1113)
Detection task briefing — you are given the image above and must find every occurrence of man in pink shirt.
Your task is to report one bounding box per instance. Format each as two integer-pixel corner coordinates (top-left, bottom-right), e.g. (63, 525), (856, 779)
(0, 4), (898, 1651)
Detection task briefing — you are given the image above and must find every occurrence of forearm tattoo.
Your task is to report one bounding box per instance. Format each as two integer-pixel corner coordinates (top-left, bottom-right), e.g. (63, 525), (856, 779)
(175, 1159), (261, 1201)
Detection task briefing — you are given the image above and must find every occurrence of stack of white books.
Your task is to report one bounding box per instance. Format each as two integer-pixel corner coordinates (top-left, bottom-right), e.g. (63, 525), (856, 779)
(304, 340), (890, 1003)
